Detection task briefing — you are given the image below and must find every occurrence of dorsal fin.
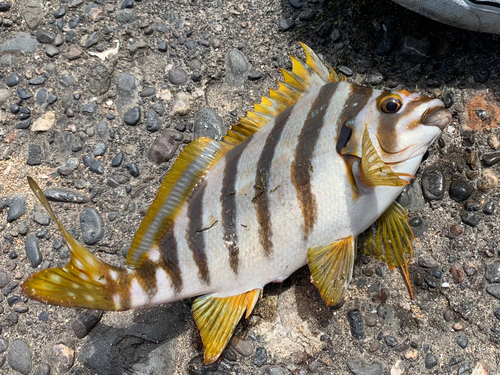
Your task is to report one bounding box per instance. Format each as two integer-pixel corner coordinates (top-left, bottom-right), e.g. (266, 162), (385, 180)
(127, 43), (343, 268)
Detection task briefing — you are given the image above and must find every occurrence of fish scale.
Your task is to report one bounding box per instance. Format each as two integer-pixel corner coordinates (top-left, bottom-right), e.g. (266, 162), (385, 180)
(21, 43), (451, 364)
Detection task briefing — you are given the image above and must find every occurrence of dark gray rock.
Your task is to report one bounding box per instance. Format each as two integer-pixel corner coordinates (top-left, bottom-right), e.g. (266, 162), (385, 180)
(0, 271), (9, 288)
(116, 9), (136, 23)
(82, 102), (97, 115)
(146, 108), (163, 132)
(0, 338), (7, 354)
(168, 68), (188, 85)
(6, 73), (20, 87)
(0, 2), (12, 11)
(421, 168), (444, 201)
(93, 143), (107, 156)
(88, 65), (111, 95)
(29, 76), (45, 85)
(33, 363), (51, 375)
(225, 49), (248, 86)
(44, 188), (90, 203)
(80, 207), (104, 245)
(25, 234), (42, 268)
(59, 74), (76, 87)
(83, 154), (104, 174)
(462, 212), (480, 227)
(68, 17), (80, 29)
(140, 87), (156, 97)
(486, 284), (500, 300)
(17, 88), (32, 100)
(97, 121), (108, 139)
(72, 310), (103, 338)
(456, 333), (468, 349)
(253, 347), (267, 367)
(279, 18), (295, 31)
(147, 129), (183, 165)
(33, 211), (50, 226)
(53, 5), (67, 18)
(485, 262), (500, 283)
(27, 144), (42, 166)
(425, 353), (438, 369)
(289, 0), (302, 9)
(116, 73), (137, 114)
(408, 216), (428, 238)
(157, 40), (168, 52)
(124, 106), (141, 125)
(35, 29), (55, 44)
(400, 36), (430, 62)
(347, 309), (364, 339)
(481, 151), (500, 166)
(60, 131), (83, 155)
(15, 120), (31, 129)
(193, 108), (226, 140)
(397, 182), (425, 211)
(0, 33), (38, 54)
(7, 197), (26, 222)
(112, 151), (123, 167)
(449, 179), (473, 202)
(85, 32), (100, 48)
(36, 89), (48, 106)
(346, 356), (384, 375)
(418, 257), (439, 268)
(79, 338), (123, 375)
(126, 163), (139, 177)
(7, 339), (31, 375)
(57, 157), (79, 176)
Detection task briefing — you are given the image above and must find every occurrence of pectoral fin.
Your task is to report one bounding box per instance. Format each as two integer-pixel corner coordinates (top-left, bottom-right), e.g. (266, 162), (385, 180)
(308, 236), (356, 306)
(358, 202), (414, 298)
(360, 126), (412, 187)
(192, 289), (261, 364)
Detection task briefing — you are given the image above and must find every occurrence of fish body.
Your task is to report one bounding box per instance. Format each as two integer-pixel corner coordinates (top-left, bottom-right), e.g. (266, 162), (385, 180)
(22, 44), (451, 364)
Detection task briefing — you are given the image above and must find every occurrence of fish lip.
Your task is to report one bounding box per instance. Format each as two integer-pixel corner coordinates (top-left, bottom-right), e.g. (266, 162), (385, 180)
(421, 106), (451, 130)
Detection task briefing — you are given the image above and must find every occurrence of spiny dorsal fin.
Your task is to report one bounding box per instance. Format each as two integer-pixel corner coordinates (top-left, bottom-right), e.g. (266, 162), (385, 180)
(127, 43), (342, 268)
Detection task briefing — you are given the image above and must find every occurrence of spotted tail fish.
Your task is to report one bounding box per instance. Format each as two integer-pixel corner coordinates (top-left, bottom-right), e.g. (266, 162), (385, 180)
(22, 43), (451, 364)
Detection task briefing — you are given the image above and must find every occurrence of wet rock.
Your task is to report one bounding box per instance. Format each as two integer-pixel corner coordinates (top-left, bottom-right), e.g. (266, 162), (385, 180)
(44, 188), (90, 203)
(253, 347), (267, 367)
(408, 216), (428, 238)
(346, 356), (384, 375)
(71, 310), (103, 338)
(1, 33), (38, 54)
(80, 207), (104, 245)
(168, 68), (188, 85)
(88, 65), (111, 95)
(481, 151), (500, 166)
(8, 339), (31, 375)
(25, 234), (42, 268)
(147, 129), (183, 165)
(170, 92), (190, 116)
(449, 179), (473, 202)
(226, 49), (248, 86)
(425, 353), (438, 369)
(347, 309), (364, 339)
(124, 106), (141, 125)
(31, 111), (56, 132)
(421, 168), (444, 201)
(126, 162), (139, 177)
(193, 108), (226, 140)
(45, 343), (74, 373)
(6, 73), (20, 87)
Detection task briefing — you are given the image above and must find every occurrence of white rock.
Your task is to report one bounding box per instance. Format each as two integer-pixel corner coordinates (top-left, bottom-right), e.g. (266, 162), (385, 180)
(31, 111), (56, 132)
(169, 93), (191, 116)
(391, 359), (405, 375)
(472, 362), (488, 375)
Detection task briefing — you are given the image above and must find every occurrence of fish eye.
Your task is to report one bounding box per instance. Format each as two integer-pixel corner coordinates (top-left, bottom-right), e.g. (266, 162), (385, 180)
(379, 94), (403, 114)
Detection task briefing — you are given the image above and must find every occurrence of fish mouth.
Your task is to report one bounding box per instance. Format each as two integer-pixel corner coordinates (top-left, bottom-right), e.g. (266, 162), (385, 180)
(421, 106), (451, 130)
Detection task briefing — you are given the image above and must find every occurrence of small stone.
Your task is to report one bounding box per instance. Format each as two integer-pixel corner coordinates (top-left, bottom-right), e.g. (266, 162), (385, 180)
(230, 336), (253, 357)
(68, 17), (80, 28)
(80, 207), (104, 245)
(121, 0), (133, 9)
(88, 65), (111, 95)
(384, 336), (397, 347)
(485, 262), (500, 283)
(1, 33), (38, 54)
(369, 340), (381, 352)
(33, 363), (51, 375)
(478, 169), (498, 191)
(168, 68), (188, 85)
(45, 343), (75, 374)
(456, 333), (468, 349)
(124, 106), (141, 125)
(443, 92), (454, 108)
(170, 93), (191, 116)
(57, 158), (79, 176)
(157, 40), (168, 52)
(405, 349), (419, 361)
(471, 362), (488, 375)
(408, 216), (428, 238)
(425, 353), (438, 369)
(253, 347), (267, 367)
(112, 151), (123, 167)
(400, 36), (430, 62)
(0, 339), (7, 354)
(6, 73), (20, 87)
(147, 129), (183, 165)
(248, 71), (263, 80)
(462, 212), (480, 227)
(66, 45), (83, 60)
(377, 304), (395, 324)
(449, 355), (464, 367)
(347, 309), (364, 339)
(487, 284), (500, 300)
(346, 356), (384, 375)
(458, 363), (472, 375)
(193, 108), (226, 140)
(85, 32), (100, 48)
(27, 144), (42, 166)
(7, 197), (26, 222)
(0, 271), (9, 288)
(472, 67), (490, 83)
(25, 234), (42, 268)
(450, 265), (465, 283)
(8, 339), (31, 375)
(226, 49), (249, 86)
(481, 151), (500, 166)
(488, 134), (500, 149)
(126, 162), (140, 177)
(421, 168), (444, 201)
(17, 88), (31, 100)
(146, 109), (163, 132)
(449, 179), (473, 202)
(71, 310), (103, 338)
(453, 322), (468, 331)
(279, 18), (295, 31)
(82, 102), (96, 115)
(93, 143), (107, 157)
(140, 87), (156, 97)
(82, 154), (104, 174)
(450, 224), (464, 236)
(29, 76), (45, 85)
(116, 9), (136, 23)
(35, 29), (55, 44)
(53, 5), (67, 18)
(289, 0), (302, 8)
(10, 104), (20, 113)
(31, 111), (56, 132)
(44, 188), (90, 203)
(0, 1), (12, 11)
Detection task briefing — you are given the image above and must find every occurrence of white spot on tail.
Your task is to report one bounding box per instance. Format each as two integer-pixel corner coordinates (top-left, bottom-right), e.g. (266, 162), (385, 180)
(151, 268), (169, 304)
(109, 270), (118, 281)
(148, 246), (160, 262)
(129, 278), (149, 308)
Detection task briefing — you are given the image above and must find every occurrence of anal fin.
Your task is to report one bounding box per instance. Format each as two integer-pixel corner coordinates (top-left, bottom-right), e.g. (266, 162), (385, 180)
(308, 236), (356, 306)
(359, 202), (414, 298)
(193, 288), (261, 364)
(360, 126), (412, 188)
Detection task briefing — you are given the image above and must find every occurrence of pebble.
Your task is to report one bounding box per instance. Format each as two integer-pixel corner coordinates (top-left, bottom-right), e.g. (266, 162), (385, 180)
(472, 67), (490, 83)
(6, 72), (20, 86)
(66, 45), (83, 60)
(93, 143), (107, 156)
(116, 9), (137, 23)
(478, 169), (498, 191)
(27, 144), (42, 166)
(35, 29), (54, 44)
(193, 108), (226, 140)
(7, 339), (31, 375)
(443, 92), (454, 108)
(17, 88), (31, 100)
(168, 68), (188, 85)
(53, 5), (67, 18)
(57, 157), (79, 176)
(147, 129), (183, 165)
(248, 71), (263, 80)
(485, 262), (500, 283)
(347, 309), (364, 339)
(1, 33), (38, 54)
(45, 343), (75, 373)
(253, 347), (267, 367)
(29, 76), (45, 85)
(279, 18), (295, 31)
(421, 168), (444, 201)
(346, 356), (384, 375)
(80, 207), (104, 245)
(0, 339), (7, 354)
(449, 179), (473, 202)
(124, 106), (141, 125)
(225, 49), (248, 86)
(83, 154), (104, 174)
(140, 87), (156, 97)
(486, 284), (500, 300)
(88, 65), (111, 95)
(0, 1), (11, 11)
(449, 355), (464, 367)
(15, 120), (31, 129)
(425, 353), (438, 369)
(10, 104), (20, 114)
(384, 336), (397, 347)
(33, 363), (51, 375)
(170, 92), (191, 116)
(405, 348), (419, 361)
(369, 340), (381, 352)
(481, 151), (500, 166)
(82, 102), (96, 115)
(377, 304), (395, 324)
(7, 197), (26, 222)
(126, 162), (140, 177)
(19, 107), (31, 120)
(462, 212), (480, 227)
(146, 108), (163, 132)
(31, 111), (56, 132)
(408, 216), (428, 238)
(71, 310), (103, 338)
(112, 151), (124, 167)
(43, 188), (90, 203)
(33, 211), (50, 226)
(0, 271), (9, 288)
(483, 201), (495, 215)
(86, 32), (100, 48)
(230, 336), (253, 357)
(25, 234), (42, 268)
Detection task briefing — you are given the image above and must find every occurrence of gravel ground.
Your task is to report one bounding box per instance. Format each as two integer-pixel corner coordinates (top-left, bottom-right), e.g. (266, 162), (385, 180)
(0, 0), (499, 374)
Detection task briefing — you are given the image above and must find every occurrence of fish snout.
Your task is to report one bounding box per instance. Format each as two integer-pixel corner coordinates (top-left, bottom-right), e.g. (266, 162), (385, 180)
(421, 106), (451, 130)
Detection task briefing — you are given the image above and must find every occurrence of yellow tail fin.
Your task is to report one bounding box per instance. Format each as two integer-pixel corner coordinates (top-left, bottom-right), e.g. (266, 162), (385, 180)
(21, 177), (129, 311)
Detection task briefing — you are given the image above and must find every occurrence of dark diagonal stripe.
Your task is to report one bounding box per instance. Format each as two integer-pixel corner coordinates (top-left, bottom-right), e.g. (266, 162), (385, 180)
(135, 259), (158, 299)
(186, 182), (210, 285)
(254, 105), (295, 255)
(291, 83), (339, 240)
(158, 226), (182, 293)
(221, 143), (248, 273)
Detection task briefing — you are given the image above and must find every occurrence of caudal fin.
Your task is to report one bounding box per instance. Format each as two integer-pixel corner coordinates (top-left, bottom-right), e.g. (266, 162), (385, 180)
(21, 177), (129, 311)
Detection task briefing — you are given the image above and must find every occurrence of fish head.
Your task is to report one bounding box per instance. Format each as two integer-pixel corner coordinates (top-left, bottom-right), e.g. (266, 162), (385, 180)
(360, 89), (451, 165)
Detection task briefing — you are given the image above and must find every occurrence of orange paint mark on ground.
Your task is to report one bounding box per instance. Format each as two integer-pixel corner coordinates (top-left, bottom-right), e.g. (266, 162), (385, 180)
(466, 93), (500, 130)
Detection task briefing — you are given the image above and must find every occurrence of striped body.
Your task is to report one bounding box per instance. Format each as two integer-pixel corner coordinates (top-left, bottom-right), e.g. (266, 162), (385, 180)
(127, 81), (426, 306)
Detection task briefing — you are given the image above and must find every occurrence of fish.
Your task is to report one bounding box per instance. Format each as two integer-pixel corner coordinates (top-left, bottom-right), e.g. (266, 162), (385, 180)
(21, 43), (451, 364)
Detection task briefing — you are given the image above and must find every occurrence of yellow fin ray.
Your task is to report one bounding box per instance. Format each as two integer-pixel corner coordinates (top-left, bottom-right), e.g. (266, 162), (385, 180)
(358, 202), (414, 298)
(22, 178), (125, 310)
(360, 126), (413, 188)
(308, 236), (356, 306)
(193, 289), (262, 364)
